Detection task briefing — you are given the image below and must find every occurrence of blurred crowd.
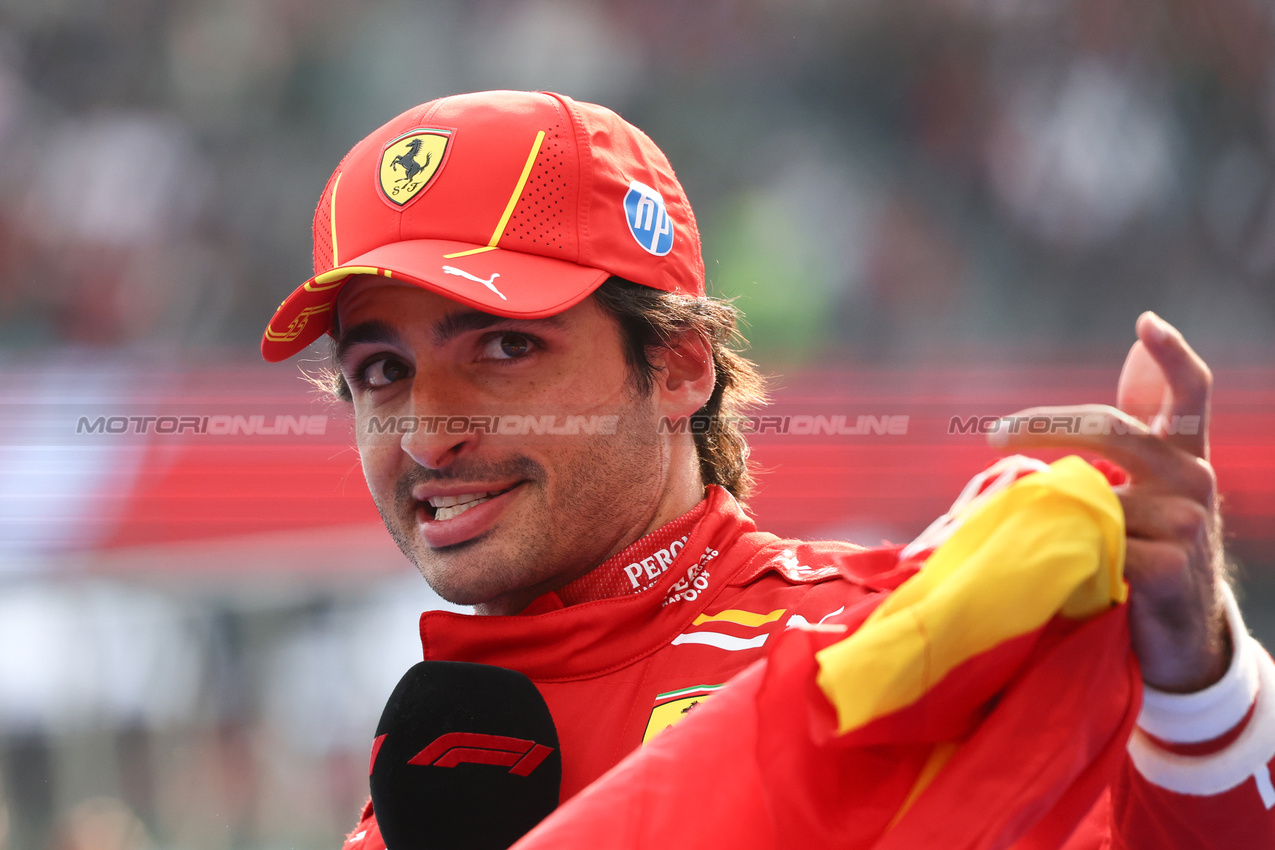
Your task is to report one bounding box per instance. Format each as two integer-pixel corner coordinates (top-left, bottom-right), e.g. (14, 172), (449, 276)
(1, 0), (1274, 848)
(0, 0), (1271, 358)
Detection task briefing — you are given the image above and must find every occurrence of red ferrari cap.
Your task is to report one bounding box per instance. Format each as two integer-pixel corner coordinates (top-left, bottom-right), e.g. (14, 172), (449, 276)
(261, 90), (705, 362)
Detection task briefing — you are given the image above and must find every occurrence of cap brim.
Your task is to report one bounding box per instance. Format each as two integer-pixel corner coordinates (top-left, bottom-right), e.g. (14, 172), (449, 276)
(261, 240), (611, 362)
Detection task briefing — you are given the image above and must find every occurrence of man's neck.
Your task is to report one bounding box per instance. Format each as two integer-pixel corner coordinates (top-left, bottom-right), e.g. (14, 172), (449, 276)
(555, 497), (710, 606)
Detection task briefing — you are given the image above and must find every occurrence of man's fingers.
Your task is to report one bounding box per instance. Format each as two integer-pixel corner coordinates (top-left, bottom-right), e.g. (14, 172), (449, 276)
(1122, 537), (1190, 600)
(1135, 311), (1212, 458)
(1119, 491), (1213, 548)
(1116, 339), (1168, 415)
(989, 403), (1155, 477)
(989, 404), (1216, 501)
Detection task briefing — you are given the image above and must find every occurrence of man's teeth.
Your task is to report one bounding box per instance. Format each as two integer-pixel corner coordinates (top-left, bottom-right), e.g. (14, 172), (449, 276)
(428, 491), (498, 521)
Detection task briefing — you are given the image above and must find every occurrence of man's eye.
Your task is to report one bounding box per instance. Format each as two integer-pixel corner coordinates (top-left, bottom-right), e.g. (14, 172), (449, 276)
(481, 332), (535, 361)
(361, 357), (410, 388)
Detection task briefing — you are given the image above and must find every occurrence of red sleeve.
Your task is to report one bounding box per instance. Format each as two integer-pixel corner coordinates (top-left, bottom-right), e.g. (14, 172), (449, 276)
(1111, 757), (1275, 849)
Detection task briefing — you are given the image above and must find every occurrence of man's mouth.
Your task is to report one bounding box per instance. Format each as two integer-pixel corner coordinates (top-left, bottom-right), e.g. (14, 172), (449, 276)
(423, 485), (519, 521)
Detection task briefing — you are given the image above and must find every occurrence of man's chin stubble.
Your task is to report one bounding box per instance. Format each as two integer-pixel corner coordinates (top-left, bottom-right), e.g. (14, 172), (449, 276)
(376, 503), (556, 607)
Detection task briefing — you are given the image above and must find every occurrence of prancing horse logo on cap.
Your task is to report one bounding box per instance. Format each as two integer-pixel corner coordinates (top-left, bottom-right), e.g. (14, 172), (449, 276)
(378, 129), (453, 207)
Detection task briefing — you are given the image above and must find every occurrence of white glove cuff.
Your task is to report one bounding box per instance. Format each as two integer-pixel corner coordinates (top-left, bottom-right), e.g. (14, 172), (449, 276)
(1127, 584), (1275, 806)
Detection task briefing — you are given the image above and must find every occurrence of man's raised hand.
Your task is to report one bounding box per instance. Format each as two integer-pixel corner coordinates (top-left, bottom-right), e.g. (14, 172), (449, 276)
(990, 311), (1229, 693)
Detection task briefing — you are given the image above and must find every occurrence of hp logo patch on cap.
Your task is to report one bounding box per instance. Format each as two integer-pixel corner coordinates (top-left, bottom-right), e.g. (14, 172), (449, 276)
(623, 180), (674, 256)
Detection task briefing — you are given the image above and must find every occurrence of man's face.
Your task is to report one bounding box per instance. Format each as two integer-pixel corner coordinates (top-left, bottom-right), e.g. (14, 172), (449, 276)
(335, 278), (675, 614)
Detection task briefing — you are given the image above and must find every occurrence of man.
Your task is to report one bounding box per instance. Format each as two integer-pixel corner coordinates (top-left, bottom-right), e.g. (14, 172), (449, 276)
(262, 91), (1274, 847)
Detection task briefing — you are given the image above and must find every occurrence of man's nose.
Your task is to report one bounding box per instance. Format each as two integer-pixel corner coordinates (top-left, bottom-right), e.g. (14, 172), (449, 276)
(399, 375), (482, 470)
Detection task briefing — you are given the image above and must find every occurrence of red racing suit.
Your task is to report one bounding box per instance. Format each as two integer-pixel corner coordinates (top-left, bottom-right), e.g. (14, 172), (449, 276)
(343, 476), (1275, 849)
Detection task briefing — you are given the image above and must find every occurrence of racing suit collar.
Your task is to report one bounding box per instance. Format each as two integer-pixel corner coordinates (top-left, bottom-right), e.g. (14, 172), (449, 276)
(417, 485), (774, 680)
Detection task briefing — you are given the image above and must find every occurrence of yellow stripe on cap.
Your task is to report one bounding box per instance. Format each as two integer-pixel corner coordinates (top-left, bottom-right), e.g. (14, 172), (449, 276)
(489, 130), (545, 247)
(443, 246), (499, 259)
(691, 609), (786, 628)
(306, 266), (384, 291)
(815, 455), (1126, 735)
(440, 130), (545, 261)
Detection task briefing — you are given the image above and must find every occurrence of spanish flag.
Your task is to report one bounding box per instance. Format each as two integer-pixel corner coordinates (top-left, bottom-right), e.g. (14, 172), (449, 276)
(512, 457), (1142, 849)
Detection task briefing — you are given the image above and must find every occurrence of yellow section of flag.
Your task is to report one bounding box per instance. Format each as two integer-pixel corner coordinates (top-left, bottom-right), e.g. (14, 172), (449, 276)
(815, 456), (1126, 735)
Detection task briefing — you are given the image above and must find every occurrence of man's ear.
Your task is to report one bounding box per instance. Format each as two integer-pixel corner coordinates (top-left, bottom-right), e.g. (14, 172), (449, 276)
(651, 331), (715, 418)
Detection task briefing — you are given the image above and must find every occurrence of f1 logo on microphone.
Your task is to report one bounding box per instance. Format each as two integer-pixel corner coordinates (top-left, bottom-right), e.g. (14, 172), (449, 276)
(371, 732), (555, 777)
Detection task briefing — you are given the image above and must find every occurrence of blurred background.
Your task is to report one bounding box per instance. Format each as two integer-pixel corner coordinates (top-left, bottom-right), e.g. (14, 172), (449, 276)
(0, 0), (1273, 848)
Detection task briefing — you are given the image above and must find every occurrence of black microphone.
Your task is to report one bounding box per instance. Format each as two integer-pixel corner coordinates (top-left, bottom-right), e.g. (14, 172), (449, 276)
(368, 661), (561, 850)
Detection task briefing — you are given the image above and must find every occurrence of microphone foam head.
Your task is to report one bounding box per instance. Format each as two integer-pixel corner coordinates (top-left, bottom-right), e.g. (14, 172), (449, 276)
(369, 661), (561, 850)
